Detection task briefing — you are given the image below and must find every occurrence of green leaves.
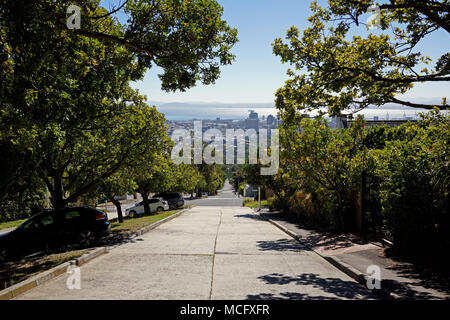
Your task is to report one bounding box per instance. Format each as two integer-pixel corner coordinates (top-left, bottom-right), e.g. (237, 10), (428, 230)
(371, 111), (449, 254)
(272, 110), (449, 249)
(118, 0), (239, 91)
(0, 0), (237, 211)
(273, 0), (449, 122)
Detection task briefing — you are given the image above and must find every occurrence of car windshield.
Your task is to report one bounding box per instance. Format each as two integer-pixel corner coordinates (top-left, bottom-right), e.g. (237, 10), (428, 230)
(18, 212), (54, 231)
(17, 212), (44, 230)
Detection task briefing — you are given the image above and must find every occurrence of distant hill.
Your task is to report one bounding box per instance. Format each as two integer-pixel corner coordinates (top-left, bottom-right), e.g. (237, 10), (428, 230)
(147, 97), (445, 110)
(148, 101), (275, 109)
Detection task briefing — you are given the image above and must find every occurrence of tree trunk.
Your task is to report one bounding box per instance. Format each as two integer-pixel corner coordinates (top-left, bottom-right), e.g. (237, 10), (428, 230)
(141, 192), (151, 216)
(49, 182), (67, 209)
(110, 196), (123, 223)
(45, 173), (69, 210)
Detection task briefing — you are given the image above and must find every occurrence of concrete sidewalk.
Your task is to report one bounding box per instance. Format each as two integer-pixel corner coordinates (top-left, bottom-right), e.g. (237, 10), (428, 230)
(260, 210), (450, 300)
(14, 206), (375, 300)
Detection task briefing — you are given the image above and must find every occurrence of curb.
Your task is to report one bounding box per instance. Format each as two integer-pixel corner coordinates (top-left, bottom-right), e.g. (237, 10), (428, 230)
(259, 212), (396, 300)
(0, 208), (191, 300)
(0, 246), (108, 300)
(74, 247), (108, 267)
(128, 208), (188, 238)
(110, 208), (190, 242)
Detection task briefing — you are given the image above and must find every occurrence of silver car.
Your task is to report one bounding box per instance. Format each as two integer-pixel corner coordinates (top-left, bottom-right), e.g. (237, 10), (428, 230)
(125, 198), (169, 217)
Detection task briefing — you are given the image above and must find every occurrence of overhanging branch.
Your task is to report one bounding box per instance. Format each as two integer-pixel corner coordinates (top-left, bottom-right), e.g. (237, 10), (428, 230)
(390, 97), (449, 110)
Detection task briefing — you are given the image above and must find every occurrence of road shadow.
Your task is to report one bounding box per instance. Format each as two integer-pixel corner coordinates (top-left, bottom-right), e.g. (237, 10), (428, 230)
(251, 272), (374, 300)
(256, 239), (310, 253)
(382, 262), (450, 299)
(96, 231), (145, 248)
(378, 278), (446, 300)
(263, 213), (372, 252)
(234, 214), (263, 221)
(247, 292), (340, 300)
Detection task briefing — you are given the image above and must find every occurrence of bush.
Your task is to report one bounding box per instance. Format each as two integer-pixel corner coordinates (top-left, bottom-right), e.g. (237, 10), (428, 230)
(287, 191), (322, 225)
(373, 112), (450, 259)
(280, 116), (369, 231)
(244, 111), (449, 262)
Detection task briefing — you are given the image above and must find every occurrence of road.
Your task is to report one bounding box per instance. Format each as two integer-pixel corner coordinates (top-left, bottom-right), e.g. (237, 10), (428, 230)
(184, 181), (244, 207)
(15, 182), (373, 300)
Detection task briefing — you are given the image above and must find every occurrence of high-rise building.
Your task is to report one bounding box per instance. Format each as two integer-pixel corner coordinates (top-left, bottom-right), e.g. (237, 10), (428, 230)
(267, 114), (277, 128)
(245, 110), (259, 131)
(248, 110), (258, 119)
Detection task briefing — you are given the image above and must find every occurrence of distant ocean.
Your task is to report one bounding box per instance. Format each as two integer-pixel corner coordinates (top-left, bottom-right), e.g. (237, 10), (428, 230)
(154, 104), (446, 121)
(156, 106), (278, 120)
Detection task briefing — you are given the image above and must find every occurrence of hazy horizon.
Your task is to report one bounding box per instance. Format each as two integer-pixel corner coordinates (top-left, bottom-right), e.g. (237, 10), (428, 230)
(151, 99), (448, 121)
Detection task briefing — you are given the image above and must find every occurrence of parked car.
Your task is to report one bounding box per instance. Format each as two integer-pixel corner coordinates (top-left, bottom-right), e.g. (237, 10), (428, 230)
(125, 198), (169, 217)
(201, 192), (208, 198)
(0, 207), (110, 262)
(153, 192), (184, 210)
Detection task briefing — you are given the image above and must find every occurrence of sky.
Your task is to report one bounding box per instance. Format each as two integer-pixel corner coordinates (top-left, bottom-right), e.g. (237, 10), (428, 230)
(101, 0), (449, 105)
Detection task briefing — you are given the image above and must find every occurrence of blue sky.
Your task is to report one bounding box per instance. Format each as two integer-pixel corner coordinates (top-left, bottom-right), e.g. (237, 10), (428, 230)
(101, 0), (449, 104)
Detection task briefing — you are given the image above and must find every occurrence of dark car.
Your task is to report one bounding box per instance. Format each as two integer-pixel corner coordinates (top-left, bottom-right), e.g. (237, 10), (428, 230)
(152, 192), (184, 210)
(0, 206), (110, 262)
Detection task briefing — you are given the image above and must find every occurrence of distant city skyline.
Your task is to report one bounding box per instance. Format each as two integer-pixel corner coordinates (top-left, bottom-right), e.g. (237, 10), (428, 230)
(155, 101), (447, 121)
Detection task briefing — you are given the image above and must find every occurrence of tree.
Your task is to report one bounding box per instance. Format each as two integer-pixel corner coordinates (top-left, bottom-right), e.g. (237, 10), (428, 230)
(242, 159), (298, 209)
(1, 0), (238, 92)
(278, 116), (370, 230)
(195, 163), (224, 195)
(0, 0), (237, 214)
(171, 164), (202, 194)
(273, 0), (449, 119)
(98, 169), (137, 223)
(371, 110), (449, 257)
(39, 100), (168, 209)
(135, 154), (174, 215)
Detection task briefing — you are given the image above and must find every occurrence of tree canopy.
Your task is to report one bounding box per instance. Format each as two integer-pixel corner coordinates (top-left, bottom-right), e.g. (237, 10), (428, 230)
(0, 0), (238, 213)
(273, 0), (449, 119)
(0, 0), (238, 92)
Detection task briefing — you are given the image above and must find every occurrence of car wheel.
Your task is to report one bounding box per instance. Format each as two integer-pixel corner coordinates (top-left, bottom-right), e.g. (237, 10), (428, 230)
(129, 210), (136, 218)
(0, 248), (8, 263)
(157, 206), (164, 212)
(78, 230), (95, 248)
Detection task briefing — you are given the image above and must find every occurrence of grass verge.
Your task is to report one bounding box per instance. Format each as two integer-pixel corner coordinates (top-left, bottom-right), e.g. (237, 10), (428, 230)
(110, 208), (183, 234)
(0, 219), (27, 230)
(242, 199), (269, 209)
(0, 249), (89, 290)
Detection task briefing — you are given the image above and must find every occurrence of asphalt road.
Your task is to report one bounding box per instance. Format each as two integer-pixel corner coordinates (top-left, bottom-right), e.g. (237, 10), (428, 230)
(184, 182), (244, 207)
(15, 183), (374, 300)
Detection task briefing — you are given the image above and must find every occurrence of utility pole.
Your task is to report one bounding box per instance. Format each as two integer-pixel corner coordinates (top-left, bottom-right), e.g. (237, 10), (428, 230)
(258, 186), (261, 211)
